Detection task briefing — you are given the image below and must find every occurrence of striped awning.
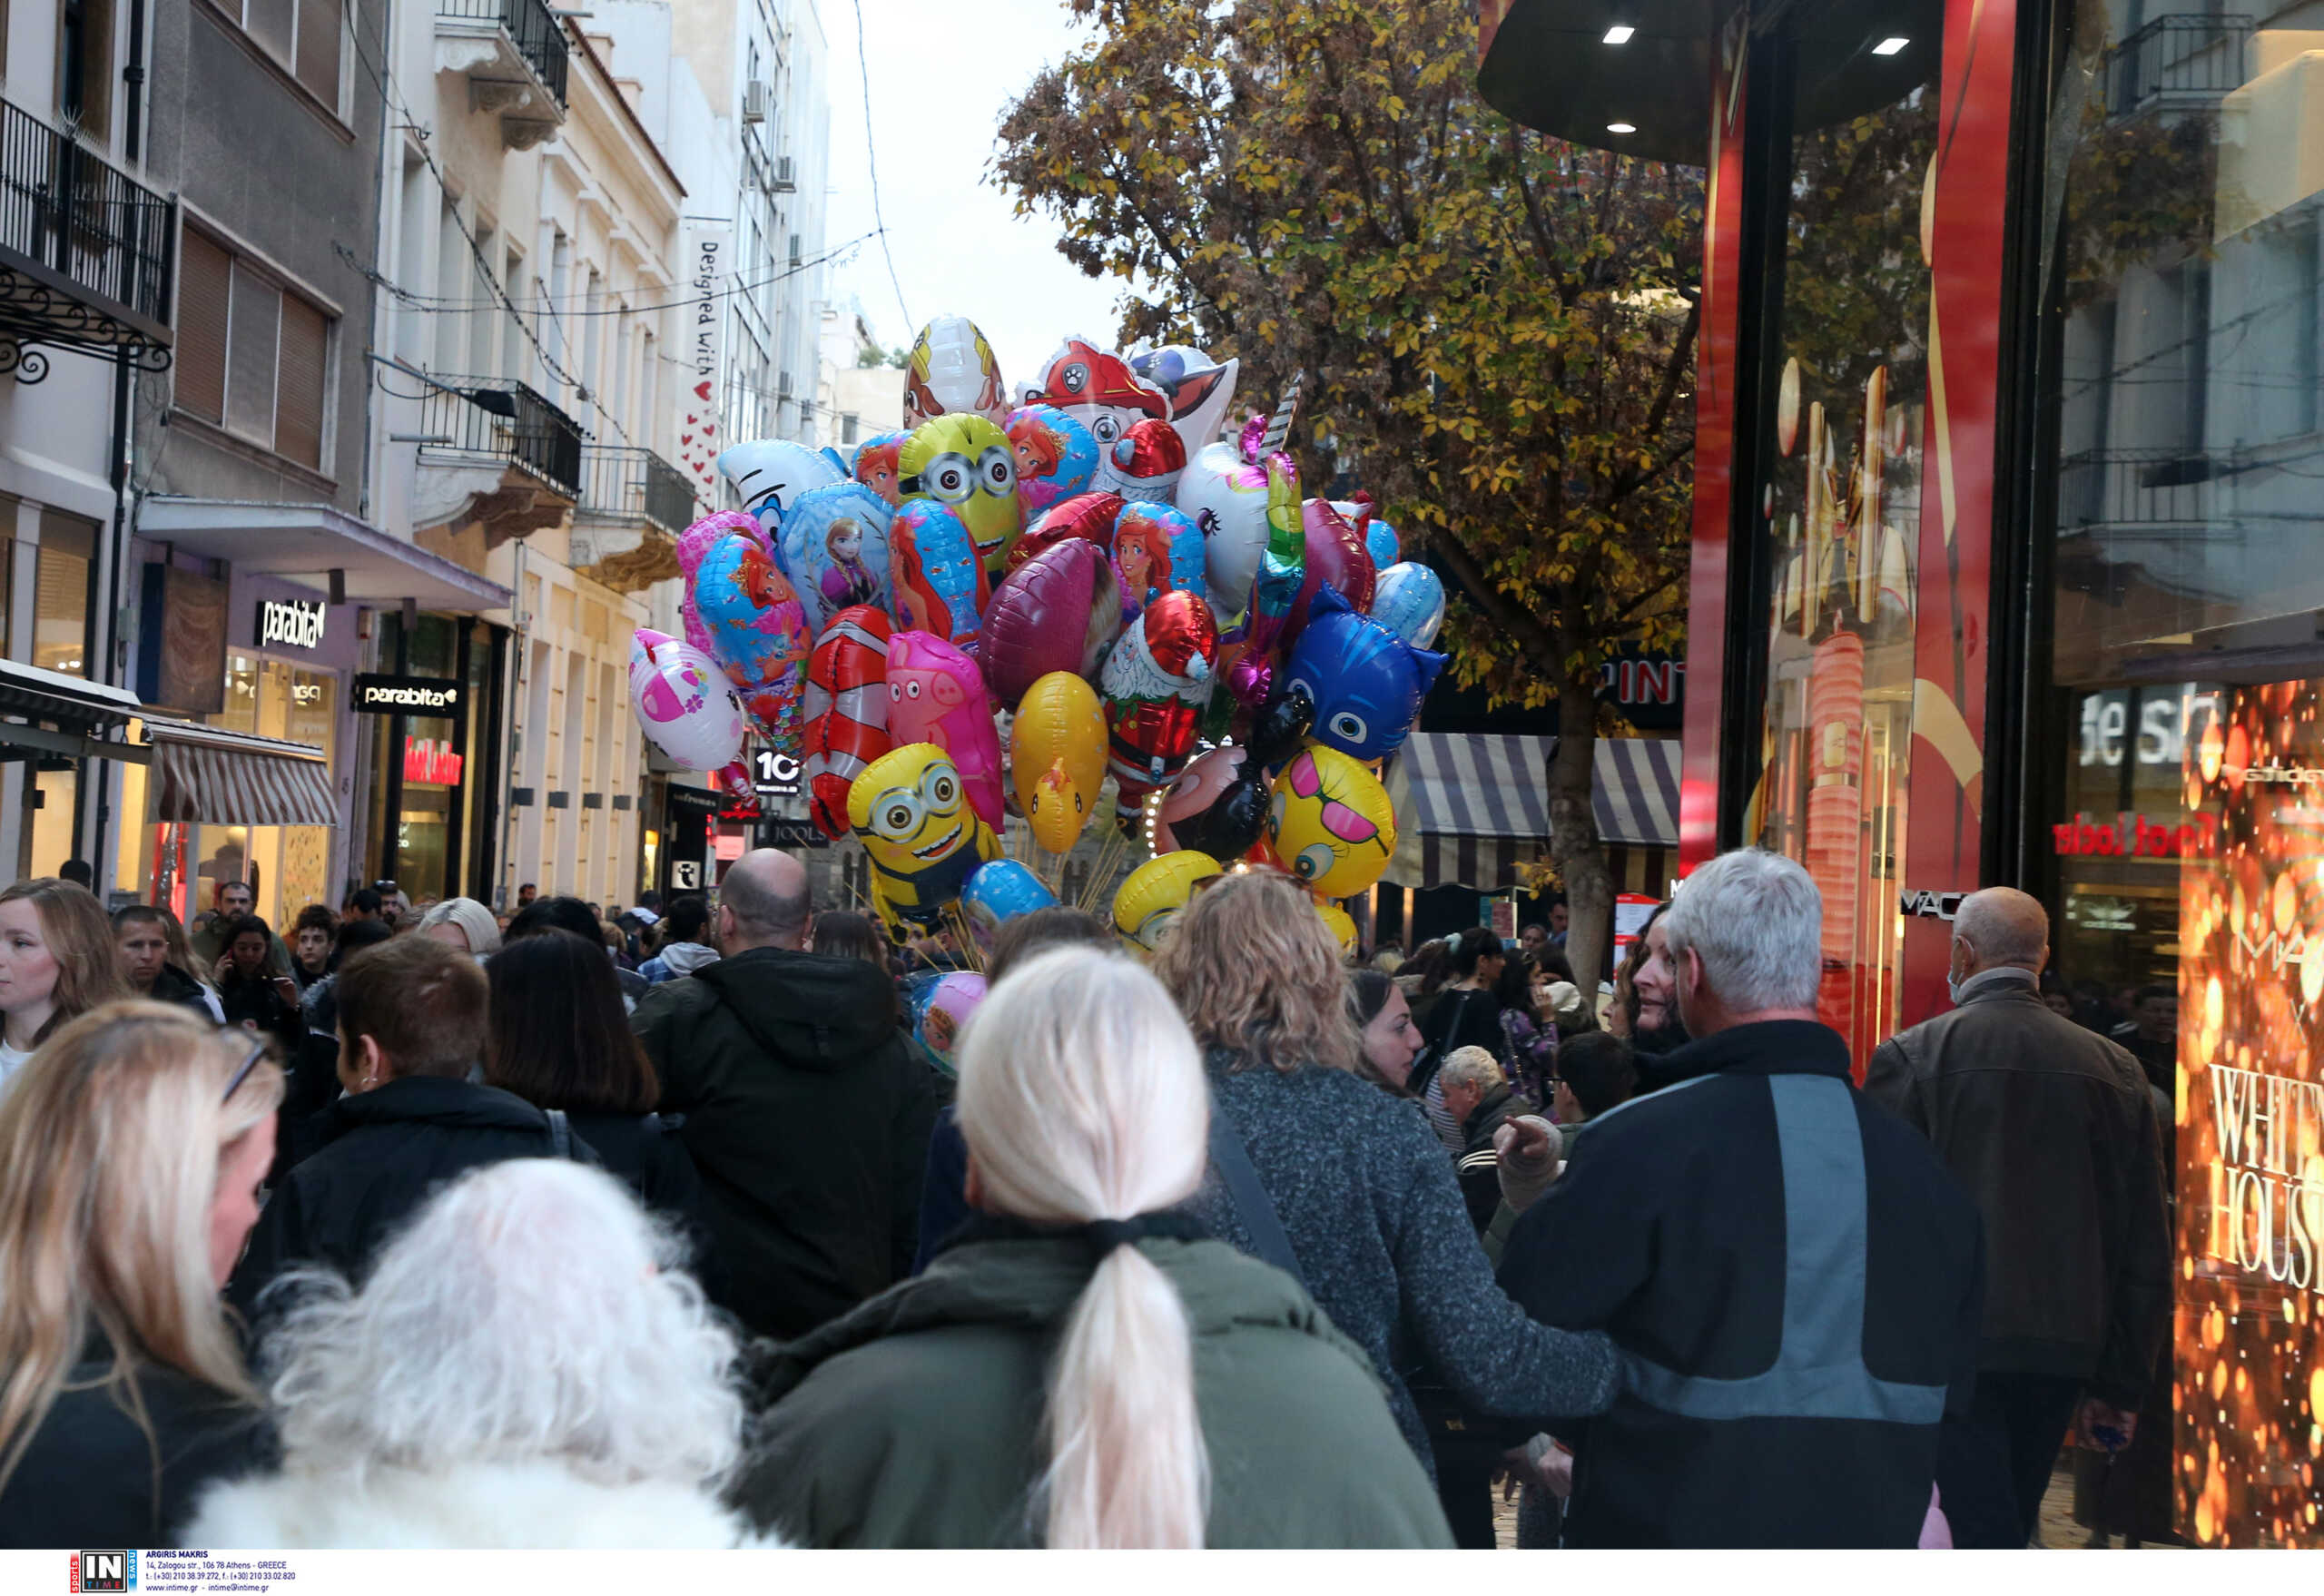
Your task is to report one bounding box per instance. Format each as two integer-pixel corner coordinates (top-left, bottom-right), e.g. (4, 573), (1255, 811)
(143, 718), (338, 827)
(1383, 733), (1679, 890)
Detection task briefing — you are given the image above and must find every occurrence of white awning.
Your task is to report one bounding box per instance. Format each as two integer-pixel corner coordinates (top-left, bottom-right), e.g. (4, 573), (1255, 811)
(142, 717), (338, 827)
(135, 498), (512, 611)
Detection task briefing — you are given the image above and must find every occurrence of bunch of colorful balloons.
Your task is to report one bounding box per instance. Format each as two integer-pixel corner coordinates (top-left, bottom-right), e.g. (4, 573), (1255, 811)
(627, 313), (1453, 952)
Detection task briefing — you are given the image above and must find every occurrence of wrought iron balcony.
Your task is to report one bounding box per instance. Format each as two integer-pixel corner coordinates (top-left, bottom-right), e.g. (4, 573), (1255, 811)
(2058, 448), (2230, 528)
(0, 95), (174, 383)
(2105, 15), (2250, 119)
(576, 445), (698, 536)
(415, 375), (583, 499)
(436, 0), (568, 148)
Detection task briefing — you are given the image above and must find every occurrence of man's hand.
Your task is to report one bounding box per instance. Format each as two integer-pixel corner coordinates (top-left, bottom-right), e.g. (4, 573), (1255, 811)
(2079, 1397), (2137, 1453)
(1494, 1114), (1564, 1212)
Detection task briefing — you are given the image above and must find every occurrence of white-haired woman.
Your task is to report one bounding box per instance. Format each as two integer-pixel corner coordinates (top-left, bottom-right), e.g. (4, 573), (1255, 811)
(0, 1003), (283, 1546)
(187, 1159), (769, 1548)
(735, 946), (1452, 1548)
(415, 896), (501, 960)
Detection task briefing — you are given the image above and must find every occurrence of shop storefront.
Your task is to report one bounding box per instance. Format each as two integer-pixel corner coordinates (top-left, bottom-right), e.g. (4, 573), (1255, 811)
(353, 611), (506, 903)
(1483, 0), (2324, 1545)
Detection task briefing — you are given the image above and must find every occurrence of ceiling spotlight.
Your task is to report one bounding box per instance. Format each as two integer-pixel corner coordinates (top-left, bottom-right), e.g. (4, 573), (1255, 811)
(1602, 24), (1635, 44)
(1607, 121), (1637, 133)
(1872, 34), (1909, 54)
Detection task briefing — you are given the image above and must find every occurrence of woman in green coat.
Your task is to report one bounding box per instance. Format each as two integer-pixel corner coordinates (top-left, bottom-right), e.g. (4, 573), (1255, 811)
(733, 946), (1454, 1550)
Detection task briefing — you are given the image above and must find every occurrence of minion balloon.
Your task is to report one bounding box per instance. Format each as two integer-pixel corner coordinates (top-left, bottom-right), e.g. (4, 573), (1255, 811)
(847, 743), (1003, 934)
(900, 413), (1022, 576)
(1111, 850), (1223, 953)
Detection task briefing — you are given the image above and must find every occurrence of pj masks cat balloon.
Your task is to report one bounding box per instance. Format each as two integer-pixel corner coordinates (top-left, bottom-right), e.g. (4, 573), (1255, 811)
(1281, 585), (1447, 762)
(901, 413), (1021, 576)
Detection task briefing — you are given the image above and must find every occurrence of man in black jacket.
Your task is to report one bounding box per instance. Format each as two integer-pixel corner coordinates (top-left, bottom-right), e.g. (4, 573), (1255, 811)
(227, 936), (565, 1325)
(1497, 849), (1985, 1547)
(632, 849), (940, 1340)
(1865, 887), (2170, 1548)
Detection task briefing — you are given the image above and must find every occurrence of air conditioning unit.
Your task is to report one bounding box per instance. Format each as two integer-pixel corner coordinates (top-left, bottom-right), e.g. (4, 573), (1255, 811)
(772, 156), (796, 192)
(743, 81), (772, 124)
(778, 370), (793, 397)
(787, 233), (803, 268)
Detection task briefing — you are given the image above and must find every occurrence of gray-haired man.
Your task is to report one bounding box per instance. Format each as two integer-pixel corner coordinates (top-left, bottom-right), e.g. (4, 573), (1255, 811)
(1495, 849), (1985, 1547)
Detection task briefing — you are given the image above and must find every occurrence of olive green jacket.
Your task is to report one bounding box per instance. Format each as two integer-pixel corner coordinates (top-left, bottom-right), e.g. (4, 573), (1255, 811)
(733, 1235), (1455, 1549)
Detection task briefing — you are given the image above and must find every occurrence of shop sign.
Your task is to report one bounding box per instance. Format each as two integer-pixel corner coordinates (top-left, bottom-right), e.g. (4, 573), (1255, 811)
(753, 747), (803, 798)
(256, 597), (327, 651)
(403, 737), (463, 786)
(352, 674), (462, 714)
(2051, 810), (2217, 859)
(671, 860), (702, 890)
(1899, 890), (1965, 921)
(761, 818), (825, 849)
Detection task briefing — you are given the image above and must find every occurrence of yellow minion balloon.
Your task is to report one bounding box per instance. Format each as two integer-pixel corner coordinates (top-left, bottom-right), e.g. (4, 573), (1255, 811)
(847, 743), (1002, 934)
(900, 413), (1021, 576)
(1112, 850), (1222, 953)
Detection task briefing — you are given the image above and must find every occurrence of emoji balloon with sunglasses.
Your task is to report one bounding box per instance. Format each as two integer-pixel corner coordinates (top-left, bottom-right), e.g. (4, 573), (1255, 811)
(1267, 744), (1398, 898)
(847, 742), (1003, 934)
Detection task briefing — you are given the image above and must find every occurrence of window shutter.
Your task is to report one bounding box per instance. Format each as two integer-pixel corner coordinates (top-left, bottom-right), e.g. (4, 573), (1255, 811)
(295, 0), (340, 111)
(275, 292), (328, 471)
(175, 230), (230, 424)
(225, 263), (280, 446)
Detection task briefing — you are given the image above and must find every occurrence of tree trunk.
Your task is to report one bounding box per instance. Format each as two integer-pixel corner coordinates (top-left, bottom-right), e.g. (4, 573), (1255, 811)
(1548, 655), (1614, 996)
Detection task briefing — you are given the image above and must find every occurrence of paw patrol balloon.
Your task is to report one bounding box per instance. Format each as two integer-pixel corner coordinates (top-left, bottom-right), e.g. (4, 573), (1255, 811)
(1268, 744), (1398, 899)
(1019, 336), (1171, 495)
(901, 413), (1021, 576)
(848, 744), (1003, 934)
(1112, 850), (1223, 953)
(779, 482), (895, 639)
(1004, 404), (1099, 517)
(1128, 344), (1241, 459)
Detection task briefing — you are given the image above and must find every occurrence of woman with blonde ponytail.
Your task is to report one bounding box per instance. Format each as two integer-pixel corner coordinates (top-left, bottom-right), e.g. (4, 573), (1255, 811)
(735, 947), (1450, 1549)
(0, 1002), (283, 1546)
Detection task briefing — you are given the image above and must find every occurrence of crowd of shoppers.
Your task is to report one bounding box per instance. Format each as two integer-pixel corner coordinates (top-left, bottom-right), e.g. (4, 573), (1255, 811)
(0, 840), (2176, 1552)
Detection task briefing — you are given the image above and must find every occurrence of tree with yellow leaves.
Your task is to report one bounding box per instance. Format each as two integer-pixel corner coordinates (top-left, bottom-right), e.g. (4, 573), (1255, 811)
(998, 0), (1700, 981)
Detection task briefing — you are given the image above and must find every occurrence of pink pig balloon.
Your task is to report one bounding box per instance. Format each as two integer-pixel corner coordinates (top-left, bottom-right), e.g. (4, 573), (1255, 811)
(885, 631), (1005, 828)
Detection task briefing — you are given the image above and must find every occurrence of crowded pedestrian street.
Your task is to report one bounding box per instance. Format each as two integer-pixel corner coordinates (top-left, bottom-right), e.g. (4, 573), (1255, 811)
(0, 0), (2311, 1574)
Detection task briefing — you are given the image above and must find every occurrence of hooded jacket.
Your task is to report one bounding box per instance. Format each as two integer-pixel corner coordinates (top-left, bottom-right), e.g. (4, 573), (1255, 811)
(145, 961), (222, 1020)
(1863, 975), (2170, 1404)
(734, 1234), (1453, 1548)
(1497, 1020), (1985, 1548)
(631, 946), (940, 1339)
(186, 1460), (775, 1549)
(641, 940), (720, 984)
(226, 1076), (566, 1325)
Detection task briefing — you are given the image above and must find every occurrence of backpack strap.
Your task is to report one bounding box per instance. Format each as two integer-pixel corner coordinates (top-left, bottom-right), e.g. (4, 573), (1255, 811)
(1206, 1089), (1307, 1290)
(546, 1108), (573, 1160)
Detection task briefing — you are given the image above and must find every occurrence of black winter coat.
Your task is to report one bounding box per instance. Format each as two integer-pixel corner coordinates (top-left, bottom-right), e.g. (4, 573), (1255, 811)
(631, 947), (941, 1340)
(1499, 1020), (1985, 1549)
(146, 962), (220, 1020)
(1455, 1081), (1529, 1232)
(1864, 978), (2171, 1404)
(226, 1075), (565, 1325)
(0, 1332), (277, 1548)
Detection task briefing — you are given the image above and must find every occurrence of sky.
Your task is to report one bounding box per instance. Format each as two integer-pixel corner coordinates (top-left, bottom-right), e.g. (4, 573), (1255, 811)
(820, 0), (1129, 387)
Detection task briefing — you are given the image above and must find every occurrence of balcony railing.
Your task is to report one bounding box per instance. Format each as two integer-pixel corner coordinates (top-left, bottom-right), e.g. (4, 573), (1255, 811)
(438, 0), (569, 110)
(2058, 448), (2228, 528)
(0, 95), (174, 380)
(416, 375), (584, 498)
(576, 445), (697, 535)
(2105, 15), (2250, 118)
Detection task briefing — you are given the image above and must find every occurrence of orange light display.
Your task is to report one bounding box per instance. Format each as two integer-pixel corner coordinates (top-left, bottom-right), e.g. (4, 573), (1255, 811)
(2176, 679), (2324, 1546)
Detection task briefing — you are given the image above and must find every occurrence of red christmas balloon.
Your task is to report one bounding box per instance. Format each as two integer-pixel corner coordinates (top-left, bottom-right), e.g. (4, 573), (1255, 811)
(1008, 490), (1125, 573)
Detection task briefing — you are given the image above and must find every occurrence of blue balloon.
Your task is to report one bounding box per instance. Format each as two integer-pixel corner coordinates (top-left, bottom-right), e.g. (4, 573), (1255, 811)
(1365, 517), (1401, 571)
(779, 482), (895, 637)
(1282, 584), (1447, 762)
(960, 858), (1059, 942)
(1369, 561), (1446, 649)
